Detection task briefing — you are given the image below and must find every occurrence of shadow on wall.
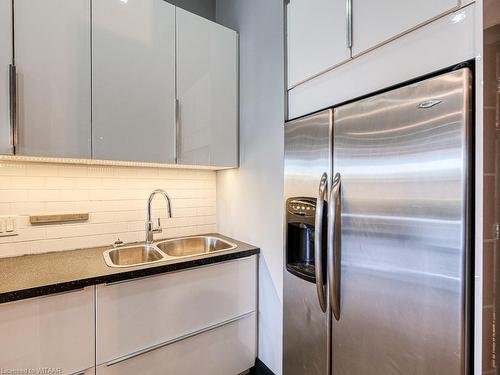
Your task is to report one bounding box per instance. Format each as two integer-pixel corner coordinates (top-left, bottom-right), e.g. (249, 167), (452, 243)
(215, 0), (285, 374)
(166, 0), (216, 21)
(258, 257), (283, 371)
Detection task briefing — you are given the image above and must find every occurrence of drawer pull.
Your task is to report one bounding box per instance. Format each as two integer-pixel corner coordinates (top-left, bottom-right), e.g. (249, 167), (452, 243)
(105, 311), (254, 366)
(105, 257), (250, 286)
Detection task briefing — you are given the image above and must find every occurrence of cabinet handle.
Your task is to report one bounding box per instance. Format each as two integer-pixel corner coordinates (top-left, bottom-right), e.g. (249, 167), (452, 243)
(346, 0), (353, 48)
(68, 370), (87, 375)
(8, 64), (18, 153)
(175, 98), (180, 163)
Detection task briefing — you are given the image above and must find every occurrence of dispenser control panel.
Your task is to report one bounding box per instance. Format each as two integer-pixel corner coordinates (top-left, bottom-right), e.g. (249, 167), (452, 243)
(287, 198), (316, 218)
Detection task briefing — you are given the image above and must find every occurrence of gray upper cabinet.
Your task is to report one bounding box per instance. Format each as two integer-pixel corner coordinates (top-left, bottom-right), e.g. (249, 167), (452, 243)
(92, 0), (176, 164)
(286, 0), (351, 89)
(176, 8), (238, 168)
(14, 0), (92, 158)
(0, 0), (12, 155)
(351, 0), (459, 56)
(286, 0), (461, 90)
(2, 1), (238, 168)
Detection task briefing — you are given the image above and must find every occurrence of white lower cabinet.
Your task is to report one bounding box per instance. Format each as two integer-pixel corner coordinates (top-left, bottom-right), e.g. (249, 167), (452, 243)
(96, 256), (257, 372)
(96, 313), (256, 375)
(0, 256), (256, 375)
(0, 287), (95, 375)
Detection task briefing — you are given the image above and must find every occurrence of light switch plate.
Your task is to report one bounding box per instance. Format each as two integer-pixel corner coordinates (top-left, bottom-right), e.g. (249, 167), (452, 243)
(0, 216), (18, 237)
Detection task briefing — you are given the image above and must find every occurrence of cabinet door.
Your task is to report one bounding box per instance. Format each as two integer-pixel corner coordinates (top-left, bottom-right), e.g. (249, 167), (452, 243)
(92, 0), (176, 163)
(0, 287), (95, 375)
(14, 0), (91, 158)
(96, 256), (257, 364)
(176, 8), (238, 168)
(0, 0), (12, 155)
(287, 0), (351, 89)
(352, 0), (459, 56)
(96, 314), (256, 375)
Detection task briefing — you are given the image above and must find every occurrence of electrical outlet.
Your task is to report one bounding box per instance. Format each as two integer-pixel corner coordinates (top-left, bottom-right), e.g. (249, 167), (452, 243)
(0, 216), (18, 237)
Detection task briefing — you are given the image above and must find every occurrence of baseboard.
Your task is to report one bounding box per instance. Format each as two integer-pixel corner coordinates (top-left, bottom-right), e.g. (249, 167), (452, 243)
(249, 358), (276, 375)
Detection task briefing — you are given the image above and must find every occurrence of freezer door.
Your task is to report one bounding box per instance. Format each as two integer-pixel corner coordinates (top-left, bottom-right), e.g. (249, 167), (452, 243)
(284, 109), (332, 375)
(331, 68), (471, 375)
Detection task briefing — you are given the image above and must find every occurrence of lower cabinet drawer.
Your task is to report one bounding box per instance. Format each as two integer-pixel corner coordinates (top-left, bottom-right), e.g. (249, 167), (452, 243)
(96, 256), (257, 364)
(0, 287), (95, 375)
(96, 313), (256, 375)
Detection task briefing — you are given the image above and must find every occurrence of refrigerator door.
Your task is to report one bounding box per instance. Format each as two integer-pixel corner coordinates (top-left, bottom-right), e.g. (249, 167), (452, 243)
(284, 109), (332, 375)
(331, 68), (471, 375)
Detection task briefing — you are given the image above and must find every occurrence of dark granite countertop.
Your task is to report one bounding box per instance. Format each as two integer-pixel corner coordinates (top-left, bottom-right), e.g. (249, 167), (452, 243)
(0, 233), (259, 304)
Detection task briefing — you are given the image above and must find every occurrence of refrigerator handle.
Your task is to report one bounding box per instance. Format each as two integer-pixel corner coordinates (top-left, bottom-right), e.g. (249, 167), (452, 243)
(314, 172), (328, 312)
(328, 173), (342, 320)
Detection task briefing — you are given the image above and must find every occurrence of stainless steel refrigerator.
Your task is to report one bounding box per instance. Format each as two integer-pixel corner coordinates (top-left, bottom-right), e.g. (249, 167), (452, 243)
(284, 67), (472, 375)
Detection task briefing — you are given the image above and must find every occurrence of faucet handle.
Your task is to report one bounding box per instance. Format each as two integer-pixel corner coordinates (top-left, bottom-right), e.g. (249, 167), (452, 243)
(113, 238), (124, 248)
(153, 217), (162, 234)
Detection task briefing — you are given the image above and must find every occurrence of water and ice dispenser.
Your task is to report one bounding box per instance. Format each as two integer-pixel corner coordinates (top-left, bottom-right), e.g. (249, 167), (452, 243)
(286, 196), (326, 283)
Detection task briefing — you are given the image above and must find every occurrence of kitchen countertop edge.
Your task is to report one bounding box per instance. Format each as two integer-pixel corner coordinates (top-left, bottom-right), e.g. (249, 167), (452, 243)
(0, 235), (260, 305)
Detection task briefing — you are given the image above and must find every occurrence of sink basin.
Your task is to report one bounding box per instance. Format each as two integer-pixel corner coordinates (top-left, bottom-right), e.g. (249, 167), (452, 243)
(103, 245), (167, 268)
(156, 236), (237, 258)
(103, 236), (237, 267)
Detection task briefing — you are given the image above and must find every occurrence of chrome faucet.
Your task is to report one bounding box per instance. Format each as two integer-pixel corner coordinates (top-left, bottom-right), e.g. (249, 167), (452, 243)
(146, 189), (172, 245)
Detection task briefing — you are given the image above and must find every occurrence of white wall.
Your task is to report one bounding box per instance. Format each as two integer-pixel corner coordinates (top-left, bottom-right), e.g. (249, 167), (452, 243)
(215, 1), (285, 373)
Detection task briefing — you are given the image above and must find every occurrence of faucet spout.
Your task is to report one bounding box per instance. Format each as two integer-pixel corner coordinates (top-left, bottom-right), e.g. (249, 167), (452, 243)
(146, 189), (172, 245)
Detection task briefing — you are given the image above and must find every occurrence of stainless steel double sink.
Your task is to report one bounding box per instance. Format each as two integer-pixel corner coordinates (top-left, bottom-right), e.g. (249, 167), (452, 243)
(103, 236), (238, 268)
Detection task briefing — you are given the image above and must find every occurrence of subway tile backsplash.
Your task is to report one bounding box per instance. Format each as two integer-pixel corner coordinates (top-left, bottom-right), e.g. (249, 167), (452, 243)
(0, 161), (216, 257)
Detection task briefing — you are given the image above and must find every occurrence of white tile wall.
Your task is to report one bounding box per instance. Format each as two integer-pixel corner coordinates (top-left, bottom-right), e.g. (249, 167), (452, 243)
(0, 161), (216, 257)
